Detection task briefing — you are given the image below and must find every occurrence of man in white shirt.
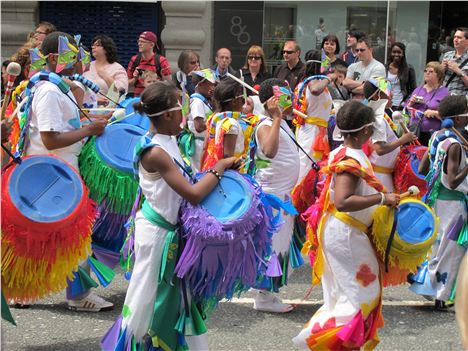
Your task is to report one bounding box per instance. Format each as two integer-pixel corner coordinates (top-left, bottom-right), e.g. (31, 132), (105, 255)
(343, 37), (386, 99)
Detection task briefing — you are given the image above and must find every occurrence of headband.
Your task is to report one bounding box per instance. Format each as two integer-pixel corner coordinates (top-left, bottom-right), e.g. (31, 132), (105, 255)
(339, 121), (374, 133)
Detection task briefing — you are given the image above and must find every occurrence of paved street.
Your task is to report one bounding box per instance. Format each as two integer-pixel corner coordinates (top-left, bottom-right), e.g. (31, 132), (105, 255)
(2, 264), (462, 351)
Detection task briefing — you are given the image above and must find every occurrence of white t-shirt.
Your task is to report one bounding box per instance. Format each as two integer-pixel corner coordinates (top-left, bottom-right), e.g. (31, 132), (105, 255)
(188, 96), (211, 138)
(387, 71), (403, 107)
(26, 81), (83, 170)
(347, 59), (386, 82)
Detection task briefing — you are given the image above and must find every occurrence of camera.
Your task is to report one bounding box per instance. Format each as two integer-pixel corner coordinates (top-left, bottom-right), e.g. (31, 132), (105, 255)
(136, 68), (145, 76)
(414, 96), (424, 103)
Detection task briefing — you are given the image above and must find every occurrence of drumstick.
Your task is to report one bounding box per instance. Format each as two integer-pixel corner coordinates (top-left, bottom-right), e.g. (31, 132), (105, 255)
(450, 127), (468, 149)
(1, 62), (22, 120)
(226, 72), (307, 119)
(108, 110), (135, 125)
(400, 185), (420, 198)
(7, 96), (29, 123)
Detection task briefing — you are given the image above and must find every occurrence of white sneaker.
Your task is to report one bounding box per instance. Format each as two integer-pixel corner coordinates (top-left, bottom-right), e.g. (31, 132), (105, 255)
(253, 290), (294, 313)
(68, 292), (114, 312)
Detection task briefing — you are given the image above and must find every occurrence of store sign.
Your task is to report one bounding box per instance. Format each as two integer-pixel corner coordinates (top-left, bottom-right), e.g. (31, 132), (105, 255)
(213, 2), (264, 70)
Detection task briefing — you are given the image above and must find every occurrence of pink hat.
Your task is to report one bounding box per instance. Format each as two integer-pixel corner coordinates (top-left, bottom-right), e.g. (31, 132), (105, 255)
(139, 31), (157, 44)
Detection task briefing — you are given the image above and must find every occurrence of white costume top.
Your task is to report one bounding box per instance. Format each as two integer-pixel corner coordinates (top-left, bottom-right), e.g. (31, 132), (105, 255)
(26, 80), (83, 170)
(329, 146), (378, 227)
(215, 116), (245, 155)
(255, 117), (300, 196)
(295, 86), (333, 182)
(138, 134), (184, 225)
(188, 96), (211, 138)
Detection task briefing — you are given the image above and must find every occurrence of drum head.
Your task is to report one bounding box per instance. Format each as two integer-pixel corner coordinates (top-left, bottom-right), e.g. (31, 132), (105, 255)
(200, 170), (253, 223)
(8, 155), (83, 223)
(396, 200), (436, 244)
(120, 97), (150, 131)
(95, 123), (146, 174)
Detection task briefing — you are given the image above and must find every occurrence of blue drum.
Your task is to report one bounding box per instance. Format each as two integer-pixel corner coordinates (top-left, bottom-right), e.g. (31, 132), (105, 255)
(119, 97), (150, 131)
(176, 171), (274, 302)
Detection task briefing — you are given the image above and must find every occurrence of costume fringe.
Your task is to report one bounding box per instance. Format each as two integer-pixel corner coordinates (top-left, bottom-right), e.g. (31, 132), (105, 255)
(393, 145), (428, 197)
(79, 137), (139, 214)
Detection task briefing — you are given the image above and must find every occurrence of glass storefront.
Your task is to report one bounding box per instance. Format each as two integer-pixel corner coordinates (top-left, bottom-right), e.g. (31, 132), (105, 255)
(263, 1), (431, 83)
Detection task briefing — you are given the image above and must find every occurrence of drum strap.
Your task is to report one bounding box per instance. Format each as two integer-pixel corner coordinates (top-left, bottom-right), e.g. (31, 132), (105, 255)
(384, 209), (399, 273)
(328, 204), (369, 234)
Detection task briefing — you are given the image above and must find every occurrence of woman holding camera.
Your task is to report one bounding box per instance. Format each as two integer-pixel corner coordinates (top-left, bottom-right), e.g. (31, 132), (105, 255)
(84, 35), (128, 97)
(404, 61), (450, 146)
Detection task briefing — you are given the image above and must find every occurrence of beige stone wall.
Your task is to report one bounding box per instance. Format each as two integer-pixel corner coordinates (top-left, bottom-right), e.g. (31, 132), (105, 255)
(1, 1), (38, 60)
(161, 1), (213, 72)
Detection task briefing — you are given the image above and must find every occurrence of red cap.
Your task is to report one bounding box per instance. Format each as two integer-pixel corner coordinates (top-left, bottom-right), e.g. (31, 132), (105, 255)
(139, 31), (157, 44)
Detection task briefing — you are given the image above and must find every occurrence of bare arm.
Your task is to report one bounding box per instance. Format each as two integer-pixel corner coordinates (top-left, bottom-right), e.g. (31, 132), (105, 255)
(308, 78), (330, 96)
(334, 171), (399, 212)
(373, 132), (417, 156)
(223, 134), (237, 158)
(342, 77), (364, 91)
(446, 143), (468, 189)
(141, 146), (238, 205)
(162, 74), (172, 82)
(418, 149), (430, 175)
(193, 117), (207, 133)
(256, 96), (283, 158)
(40, 119), (107, 150)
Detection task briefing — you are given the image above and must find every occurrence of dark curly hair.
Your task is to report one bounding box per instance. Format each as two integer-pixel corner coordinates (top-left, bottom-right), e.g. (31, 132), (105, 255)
(133, 81), (179, 120)
(213, 79), (242, 111)
(337, 100), (375, 137)
(258, 78), (287, 103)
(438, 95), (468, 119)
(91, 35), (119, 64)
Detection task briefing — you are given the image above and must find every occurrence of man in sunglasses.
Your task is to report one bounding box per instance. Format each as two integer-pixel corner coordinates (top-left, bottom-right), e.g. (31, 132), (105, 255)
(343, 37), (385, 99)
(273, 40), (306, 91)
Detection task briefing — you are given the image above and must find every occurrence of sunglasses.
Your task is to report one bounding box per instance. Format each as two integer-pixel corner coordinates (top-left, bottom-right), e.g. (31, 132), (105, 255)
(190, 60), (200, 65)
(282, 50), (296, 55)
(356, 48), (367, 52)
(248, 55), (262, 61)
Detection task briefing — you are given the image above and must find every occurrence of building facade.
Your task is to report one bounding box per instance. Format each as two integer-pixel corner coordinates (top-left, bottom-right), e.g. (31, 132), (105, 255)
(1, 1), (466, 83)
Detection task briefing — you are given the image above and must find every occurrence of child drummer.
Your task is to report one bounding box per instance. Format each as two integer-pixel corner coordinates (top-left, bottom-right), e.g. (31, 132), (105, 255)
(102, 81), (240, 350)
(22, 31), (111, 312)
(363, 77), (417, 191)
(411, 95), (468, 309)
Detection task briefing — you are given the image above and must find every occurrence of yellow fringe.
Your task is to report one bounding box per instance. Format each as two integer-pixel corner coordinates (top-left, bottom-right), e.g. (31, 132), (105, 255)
(370, 199), (438, 273)
(1, 233), (92, 303)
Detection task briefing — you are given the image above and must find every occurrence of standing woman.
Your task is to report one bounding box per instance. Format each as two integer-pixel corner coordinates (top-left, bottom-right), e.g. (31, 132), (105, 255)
(404, 62), (450, 146)
(321, 34), (347, 68)
(240, 45), (272, 95)
(172, 49), (200, 96)
(386, 42), (417, 111)
(83, 35), (128, 97)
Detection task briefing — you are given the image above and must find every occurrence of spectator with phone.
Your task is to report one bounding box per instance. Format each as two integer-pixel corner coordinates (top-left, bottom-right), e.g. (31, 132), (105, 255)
(127, 31), (172, 97)
(403, 61), (450, 146)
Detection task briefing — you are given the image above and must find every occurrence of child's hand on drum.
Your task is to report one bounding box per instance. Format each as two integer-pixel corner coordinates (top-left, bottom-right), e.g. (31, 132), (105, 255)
(86, 118), (108, 136)
(384, 193), (400, 207)
(219, 156), (243, 171)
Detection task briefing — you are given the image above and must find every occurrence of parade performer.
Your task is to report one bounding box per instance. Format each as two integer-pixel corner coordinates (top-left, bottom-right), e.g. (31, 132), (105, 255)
(101, 81), (240, 351)
(201, 79), (257, 173)
(179, 69), (216, 172)
(2, 32), (112, 311)
(294, 49), (334, 182)
(294, 101), (400, 350)
(410, 95), (468, 309)
(363, 78), (417, 191)
(252, 78), (301, 312)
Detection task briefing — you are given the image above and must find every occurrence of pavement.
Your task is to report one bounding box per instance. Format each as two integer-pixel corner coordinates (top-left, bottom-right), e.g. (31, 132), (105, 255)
(2, 264), (463, 351)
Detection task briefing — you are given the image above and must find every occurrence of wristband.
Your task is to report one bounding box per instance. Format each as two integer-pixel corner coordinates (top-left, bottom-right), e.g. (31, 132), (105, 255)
(379, 192), (386, 206)
(208, 169), (222, 182)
